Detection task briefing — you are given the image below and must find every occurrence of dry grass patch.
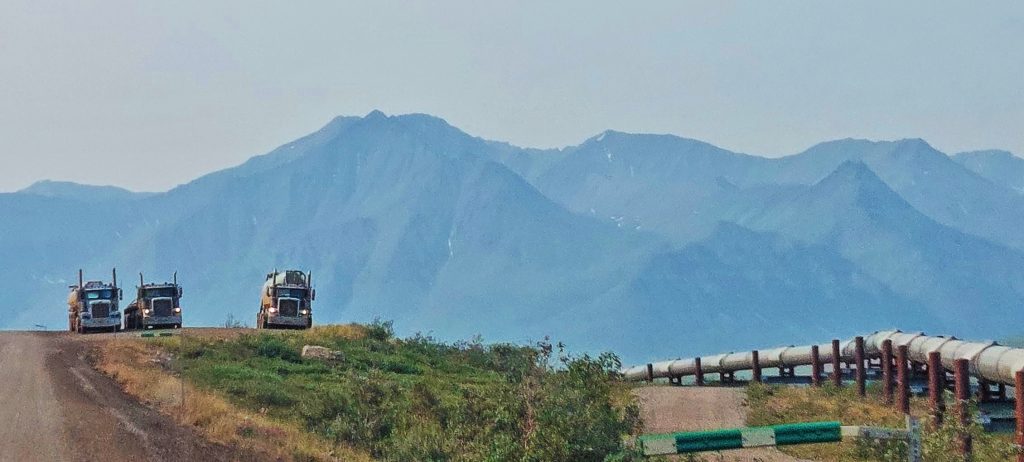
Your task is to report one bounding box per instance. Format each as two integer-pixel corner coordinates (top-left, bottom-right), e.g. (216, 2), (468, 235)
(93, 336), (371, 462)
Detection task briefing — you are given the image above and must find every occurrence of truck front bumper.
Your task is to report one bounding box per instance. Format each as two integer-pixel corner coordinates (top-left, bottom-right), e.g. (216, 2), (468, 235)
(267, 315), (310, 327)
(82, 317), (120, 329)
(143, 315), (181, 327)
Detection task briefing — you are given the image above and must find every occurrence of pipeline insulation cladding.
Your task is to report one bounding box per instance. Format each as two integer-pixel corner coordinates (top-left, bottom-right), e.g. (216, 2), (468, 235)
(623, 330), (1024, 386)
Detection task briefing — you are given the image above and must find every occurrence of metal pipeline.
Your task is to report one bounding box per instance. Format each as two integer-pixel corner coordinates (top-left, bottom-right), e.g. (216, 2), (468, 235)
(623, 330), (1024, 386)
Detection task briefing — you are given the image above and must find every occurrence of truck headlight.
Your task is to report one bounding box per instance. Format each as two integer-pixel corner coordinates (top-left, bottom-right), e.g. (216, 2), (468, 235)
(300, 309), (309, 315)
(173, 307), (181, 313)
(268, 307), (277, 313)
(143, 309), (151, 315)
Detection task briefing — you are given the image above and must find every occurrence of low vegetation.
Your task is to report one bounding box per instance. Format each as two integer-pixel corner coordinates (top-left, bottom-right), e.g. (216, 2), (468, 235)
(95, 322), (642, 462)
(745, 382), (1015, 461)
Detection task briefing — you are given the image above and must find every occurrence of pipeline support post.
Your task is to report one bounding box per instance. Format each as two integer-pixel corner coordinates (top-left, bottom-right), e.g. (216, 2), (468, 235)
(646, 363), (654, 383)
(881, 339), (894, 405)
(897, 345), (910, 415)
(979, 380), (991, 403)
(854, 336), (866, 397)
(1015, 370), (1024, 462)
(953, 359), (972, 460)
(831, 339), (842, 387)
(811, 345), (822, 387)
(927, 351), (945, 428)
(694, 357), (704, 387)
(751, 350), (762, 384)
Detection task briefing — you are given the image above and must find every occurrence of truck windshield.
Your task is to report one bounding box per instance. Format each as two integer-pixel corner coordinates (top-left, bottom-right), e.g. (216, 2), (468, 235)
(276, 288), (306, 298)
(144, 287), (176, 298)
(85, 289), (113, 300)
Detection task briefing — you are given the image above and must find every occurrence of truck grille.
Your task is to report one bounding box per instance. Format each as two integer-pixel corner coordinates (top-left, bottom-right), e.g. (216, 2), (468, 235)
(90, 302), (111, 318)
(152, 298), (174, 317)
(278, 299), (299, 317)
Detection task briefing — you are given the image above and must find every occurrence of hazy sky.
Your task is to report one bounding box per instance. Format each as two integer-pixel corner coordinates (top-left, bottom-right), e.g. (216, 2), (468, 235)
(2, 1), (1021, 192)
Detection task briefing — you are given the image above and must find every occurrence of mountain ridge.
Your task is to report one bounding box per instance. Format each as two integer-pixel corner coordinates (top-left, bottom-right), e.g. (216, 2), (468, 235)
(3, 111), (1023, 362)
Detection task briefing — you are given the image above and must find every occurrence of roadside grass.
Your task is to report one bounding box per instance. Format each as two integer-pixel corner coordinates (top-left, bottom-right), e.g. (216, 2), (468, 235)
(96, 322), (642, 461)
(94, 334), (364, 461)
(745, 382), (1016, 461)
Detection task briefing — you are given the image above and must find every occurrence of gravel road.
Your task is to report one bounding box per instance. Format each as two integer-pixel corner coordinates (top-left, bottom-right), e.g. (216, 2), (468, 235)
(0, 331), (263, 461)
(634, 385), (812, 461)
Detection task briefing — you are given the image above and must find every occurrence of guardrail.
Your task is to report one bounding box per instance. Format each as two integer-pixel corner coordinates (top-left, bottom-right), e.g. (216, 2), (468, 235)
(639, 419), (922, 461)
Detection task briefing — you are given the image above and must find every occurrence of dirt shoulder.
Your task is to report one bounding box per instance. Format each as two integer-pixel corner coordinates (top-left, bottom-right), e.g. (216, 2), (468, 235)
(633, 385), (812, 462)
(0, 332), (261, 461)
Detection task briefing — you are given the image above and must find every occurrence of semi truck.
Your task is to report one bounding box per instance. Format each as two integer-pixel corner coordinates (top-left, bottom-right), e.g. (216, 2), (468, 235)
(257, 270), (314, 329)
(68, 269), (122, 333)
(123, 272), (183, 330)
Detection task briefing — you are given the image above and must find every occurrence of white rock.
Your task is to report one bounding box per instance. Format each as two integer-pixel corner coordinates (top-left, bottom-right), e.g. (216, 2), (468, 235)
(301, 345), (343, 362)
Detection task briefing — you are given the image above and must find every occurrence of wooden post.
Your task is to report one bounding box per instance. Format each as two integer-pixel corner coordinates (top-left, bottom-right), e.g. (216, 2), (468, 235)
(979, 379), (991, 403)
(831, 339), (842, 387)
(854, 336), (866, 397)
(694, 357), (704, 387)
(646, 363), (654, 383)
(897, 345), (910, 415)
(811, 345), (822, 387)
(953, 358), (972, 460)
(751, 350), (762, 384)
(1015, 370), (1024, 462)
(928, 351), (945, 427)
(881, 339), (894, 405)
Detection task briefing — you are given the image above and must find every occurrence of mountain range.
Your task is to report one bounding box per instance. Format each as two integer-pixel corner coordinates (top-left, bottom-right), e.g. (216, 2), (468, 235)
(3, 111), (1023, 362)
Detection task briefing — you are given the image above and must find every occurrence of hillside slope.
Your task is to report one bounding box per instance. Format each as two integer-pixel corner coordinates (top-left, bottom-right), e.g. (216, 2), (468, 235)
(735, 162), (1024, 332)
(954, 149), (1024, 193)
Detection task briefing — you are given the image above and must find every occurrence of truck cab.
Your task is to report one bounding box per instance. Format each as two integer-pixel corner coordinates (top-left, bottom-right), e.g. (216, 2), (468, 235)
(258, 270), (314, 329)
(68, 269), (122, 333)
(124, 273), (183, 330)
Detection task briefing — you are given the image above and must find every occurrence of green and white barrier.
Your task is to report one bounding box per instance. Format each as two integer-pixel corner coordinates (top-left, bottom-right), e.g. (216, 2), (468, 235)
(638, 421), (841, 455)
(638, 418), (921, 461)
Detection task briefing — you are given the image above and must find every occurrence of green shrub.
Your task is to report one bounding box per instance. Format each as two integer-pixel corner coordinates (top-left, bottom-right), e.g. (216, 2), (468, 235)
(251, 335), (301, 362)
(366, 318), (395, 342)
(169, 325), (639, 461)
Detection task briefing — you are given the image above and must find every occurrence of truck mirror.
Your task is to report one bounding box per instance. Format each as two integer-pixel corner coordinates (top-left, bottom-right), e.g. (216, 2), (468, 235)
(312, 289), (316, 301)
(119, 288), (123, 300)
(178, 287), (183, 297)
